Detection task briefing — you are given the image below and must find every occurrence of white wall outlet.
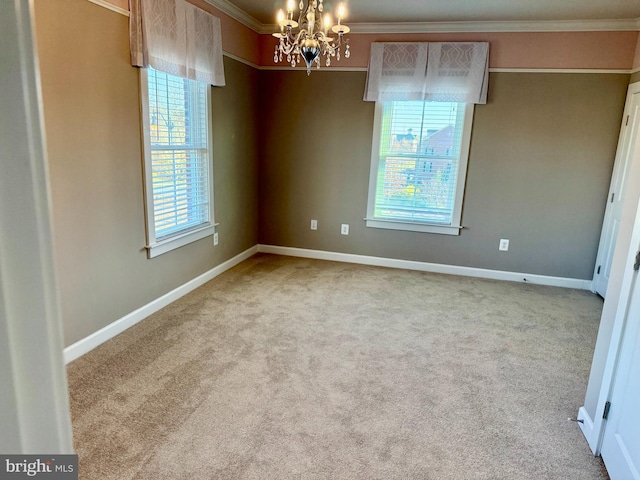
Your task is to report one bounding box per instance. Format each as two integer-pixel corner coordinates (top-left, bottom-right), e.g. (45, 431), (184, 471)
(341, 224), (349, 235)
(310, 219), (318, 230)
(499, 238), (509, 251)
(213, 232), (219, 246)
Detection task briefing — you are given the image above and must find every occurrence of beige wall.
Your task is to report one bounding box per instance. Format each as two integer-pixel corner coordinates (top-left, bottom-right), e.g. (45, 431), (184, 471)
(258, 70), (628, 280)
(35, 0), (259, 347)
(258, 71), (375, 252)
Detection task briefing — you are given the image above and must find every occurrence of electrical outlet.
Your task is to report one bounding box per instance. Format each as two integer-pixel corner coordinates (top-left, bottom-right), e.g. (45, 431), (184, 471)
(341, 224), (349, 235)
(213, 232), (219, 246)
(499, 239), (509, 251)
(310, 219), (318, 230)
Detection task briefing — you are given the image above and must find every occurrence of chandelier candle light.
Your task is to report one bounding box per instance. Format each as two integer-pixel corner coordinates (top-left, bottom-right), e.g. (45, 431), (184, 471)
(273, 0), (351, 74)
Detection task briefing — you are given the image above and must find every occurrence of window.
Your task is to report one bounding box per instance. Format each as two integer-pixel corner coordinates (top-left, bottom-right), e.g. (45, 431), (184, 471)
(140, 68), (214, 257)
(366, 100), (474, 235)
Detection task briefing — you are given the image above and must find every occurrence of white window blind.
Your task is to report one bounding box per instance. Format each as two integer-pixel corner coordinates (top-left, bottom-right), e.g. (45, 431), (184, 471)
(367, 101), (473, 234)
(142, 68), (213, 256)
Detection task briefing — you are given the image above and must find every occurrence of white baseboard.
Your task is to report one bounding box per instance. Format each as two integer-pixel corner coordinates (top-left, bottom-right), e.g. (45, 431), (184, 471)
(577, 406), (597, 454)
(64, 243), (592, 363)
(63, 245), (258, 364)
(257, 245), (593, 290)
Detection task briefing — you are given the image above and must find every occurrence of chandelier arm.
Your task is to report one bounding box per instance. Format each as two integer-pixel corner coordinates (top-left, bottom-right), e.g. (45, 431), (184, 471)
(314, 32), (335, 51)
(294, 29), (307, 44)
(285, 26), (296, 44)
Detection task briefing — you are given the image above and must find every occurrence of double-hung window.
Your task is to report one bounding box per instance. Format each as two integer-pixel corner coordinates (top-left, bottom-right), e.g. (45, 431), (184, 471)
(366, 100), (474, 235)
(140, 68), (214, 257)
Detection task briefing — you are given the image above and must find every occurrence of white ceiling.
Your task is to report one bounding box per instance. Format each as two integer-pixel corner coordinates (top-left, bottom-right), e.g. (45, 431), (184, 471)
(217, 0), (640, 29)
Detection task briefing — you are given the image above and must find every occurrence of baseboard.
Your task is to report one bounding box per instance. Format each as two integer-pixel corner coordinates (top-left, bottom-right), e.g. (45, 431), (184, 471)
(577, 406), (597, 454)
(257, 245), (592, 290)
(63, 245), (258, 364)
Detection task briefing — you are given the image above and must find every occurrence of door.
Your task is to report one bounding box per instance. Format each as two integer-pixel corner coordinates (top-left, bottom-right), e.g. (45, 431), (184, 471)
(600, 246), (640, 479)
(593, 86), (640, 297)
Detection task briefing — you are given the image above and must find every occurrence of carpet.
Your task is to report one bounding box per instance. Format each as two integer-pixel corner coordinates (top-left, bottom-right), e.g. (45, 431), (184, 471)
(67, 253), (609, 479)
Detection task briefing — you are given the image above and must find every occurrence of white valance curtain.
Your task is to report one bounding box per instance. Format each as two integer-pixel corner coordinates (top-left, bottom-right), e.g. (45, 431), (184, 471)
(364, 42), (489, 104)
(129, 0), (225, 86)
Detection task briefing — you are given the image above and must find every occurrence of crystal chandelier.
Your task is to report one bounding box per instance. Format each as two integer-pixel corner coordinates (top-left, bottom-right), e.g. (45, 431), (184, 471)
(273, 0), (351, 75)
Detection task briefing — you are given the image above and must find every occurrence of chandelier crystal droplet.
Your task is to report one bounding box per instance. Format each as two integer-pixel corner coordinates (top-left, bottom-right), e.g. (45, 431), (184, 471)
(273, 0), (351, 75)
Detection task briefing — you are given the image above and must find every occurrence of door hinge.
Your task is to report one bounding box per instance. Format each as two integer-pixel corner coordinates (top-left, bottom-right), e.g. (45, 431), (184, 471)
(610, 192), (615, 203)
(603, 401), (612, 420)
(634, 251), (640, 271)
(597, 265), (601, 274)
(626, 115), (630, 126)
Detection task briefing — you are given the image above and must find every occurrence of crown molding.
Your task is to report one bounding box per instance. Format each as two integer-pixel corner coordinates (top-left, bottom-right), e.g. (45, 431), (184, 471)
(350, 18), (640, 33)
(223, 51), (259, 69)
(202, 0), (263, 32)
(490, 68), (631, 74)
(260, 17), (640, 35)
(87, 0), (129, 16)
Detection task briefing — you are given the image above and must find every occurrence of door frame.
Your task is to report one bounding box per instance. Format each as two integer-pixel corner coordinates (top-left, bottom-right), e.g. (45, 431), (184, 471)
(591, 82), (640, 296)
(0, 0), (73, 453)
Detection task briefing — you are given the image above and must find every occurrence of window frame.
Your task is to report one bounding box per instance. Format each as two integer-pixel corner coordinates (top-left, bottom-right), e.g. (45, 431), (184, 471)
(140, 68), (215, 258)
(366, 101), (474, 235)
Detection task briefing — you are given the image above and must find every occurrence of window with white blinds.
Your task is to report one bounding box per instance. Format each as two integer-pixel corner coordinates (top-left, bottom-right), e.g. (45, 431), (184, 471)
(141, 68), (214, 257)
(366, 101), (474, 235)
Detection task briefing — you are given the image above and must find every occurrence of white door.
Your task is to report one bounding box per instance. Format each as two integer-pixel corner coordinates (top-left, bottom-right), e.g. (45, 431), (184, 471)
(600, 246), (640, 479)
(594, 87), (640, 297)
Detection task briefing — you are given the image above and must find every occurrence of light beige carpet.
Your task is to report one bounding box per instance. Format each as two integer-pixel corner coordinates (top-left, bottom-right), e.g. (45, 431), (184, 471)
(67, 253), (609, 479)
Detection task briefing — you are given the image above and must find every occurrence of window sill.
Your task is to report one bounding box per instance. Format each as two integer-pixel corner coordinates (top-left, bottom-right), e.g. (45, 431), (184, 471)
(146, 224), (215, 258)
(365, 218), (462, 235)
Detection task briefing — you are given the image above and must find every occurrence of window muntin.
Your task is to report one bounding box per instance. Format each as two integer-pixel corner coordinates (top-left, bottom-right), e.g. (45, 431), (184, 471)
(141, 68), (214, 257)
(367, 101), (473, 235)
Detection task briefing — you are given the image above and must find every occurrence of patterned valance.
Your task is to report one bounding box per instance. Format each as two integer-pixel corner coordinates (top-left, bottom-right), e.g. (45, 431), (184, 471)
(129, 0), (225, 86)
(364, 42), (489, 104)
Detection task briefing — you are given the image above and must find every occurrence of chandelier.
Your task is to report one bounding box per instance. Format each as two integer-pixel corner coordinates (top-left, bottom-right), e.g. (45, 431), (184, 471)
(273, 0), (351, 75)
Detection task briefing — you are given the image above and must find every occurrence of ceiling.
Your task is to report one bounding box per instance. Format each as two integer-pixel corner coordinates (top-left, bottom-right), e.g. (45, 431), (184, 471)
(220, 0), (640, 28)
